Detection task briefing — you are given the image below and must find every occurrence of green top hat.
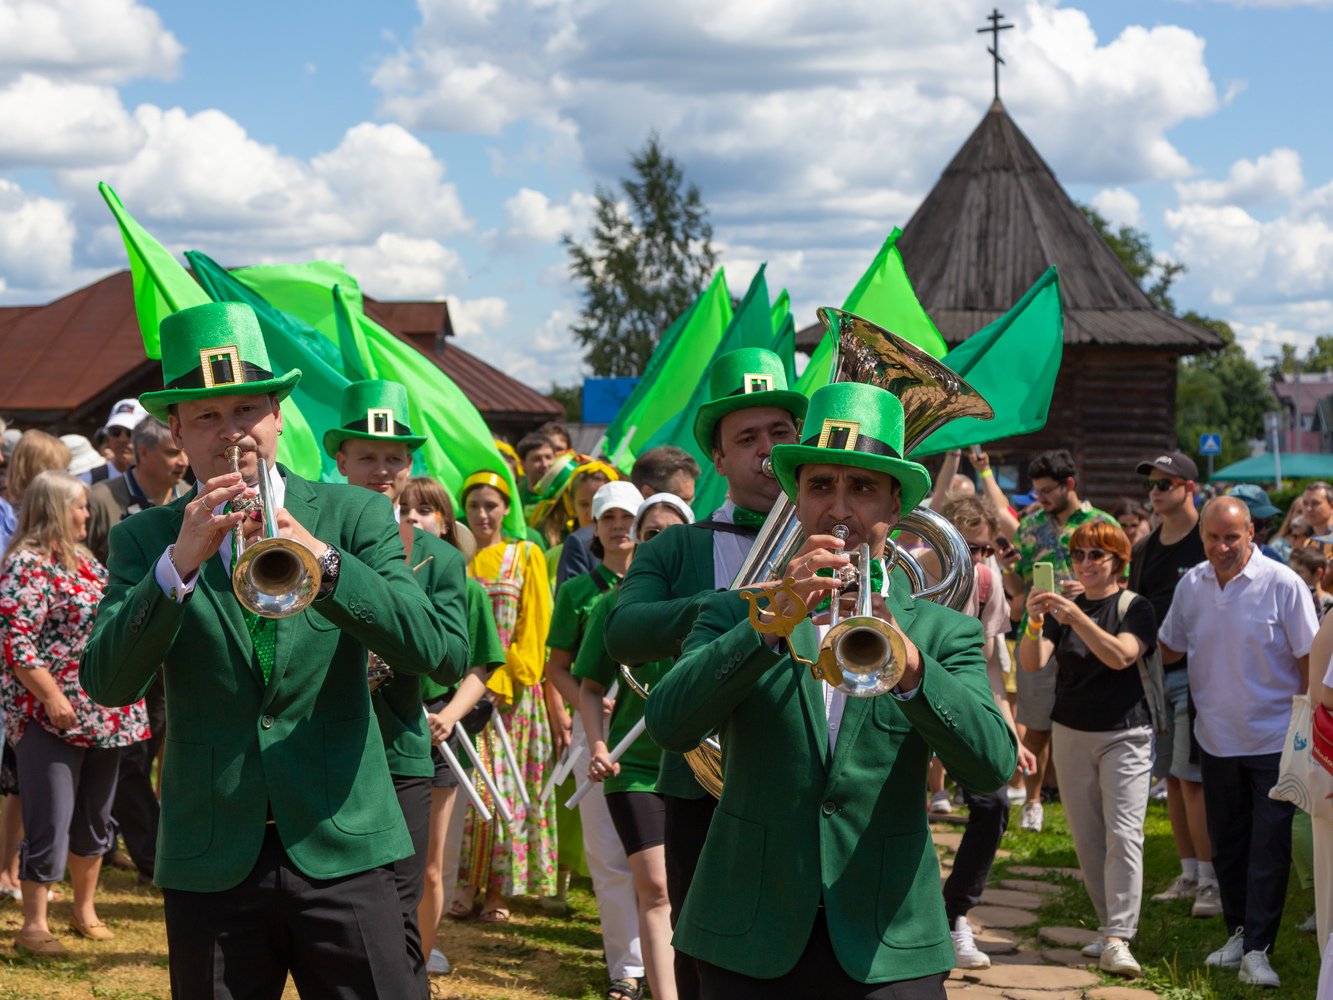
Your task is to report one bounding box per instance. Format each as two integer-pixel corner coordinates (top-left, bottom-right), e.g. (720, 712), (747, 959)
(323, 379), (428, 459)
(692, 347), (808, 454)
(139, 302), (301, 422)
(769, 382), (932, 514)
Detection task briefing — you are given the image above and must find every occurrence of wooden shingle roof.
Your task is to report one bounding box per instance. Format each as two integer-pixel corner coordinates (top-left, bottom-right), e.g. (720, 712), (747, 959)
(894, 98), (1220, 352)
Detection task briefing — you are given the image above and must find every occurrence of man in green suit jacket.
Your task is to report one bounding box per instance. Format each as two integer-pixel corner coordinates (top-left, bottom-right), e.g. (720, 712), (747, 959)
(328, 377), (469, 998)
(80, 302), (452, 1000)
(645, 382), (1017, 998)
(604, 347), (806, 999)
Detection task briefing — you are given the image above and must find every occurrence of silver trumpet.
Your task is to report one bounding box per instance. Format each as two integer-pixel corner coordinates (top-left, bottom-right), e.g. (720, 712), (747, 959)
(226, 445), (320, 619)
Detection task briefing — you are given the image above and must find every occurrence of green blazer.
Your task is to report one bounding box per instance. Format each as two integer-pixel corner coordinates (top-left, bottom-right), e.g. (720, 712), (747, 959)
(645, 589), (1017, 984)
(371, 526), (470, 779)
(604, 522), (718, 799)
(79, 470), (450, 892)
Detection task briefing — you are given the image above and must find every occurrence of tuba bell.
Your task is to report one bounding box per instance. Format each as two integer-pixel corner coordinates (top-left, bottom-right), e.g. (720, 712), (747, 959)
(227, 445), (322, 619)
(681, 308), (994, 797)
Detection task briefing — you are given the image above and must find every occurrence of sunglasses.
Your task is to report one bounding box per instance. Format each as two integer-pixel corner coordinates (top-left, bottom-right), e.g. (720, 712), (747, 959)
(1146, 479), (1183, 493)
(640, 527), (663, 541)
(1070, 548), (1111, 563)
(105, 426), (132, 439)
(967, 543), (995, 558)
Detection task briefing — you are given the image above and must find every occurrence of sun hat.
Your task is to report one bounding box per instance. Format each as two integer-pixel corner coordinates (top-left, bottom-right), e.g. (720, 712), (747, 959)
(631, 492), (695, 542)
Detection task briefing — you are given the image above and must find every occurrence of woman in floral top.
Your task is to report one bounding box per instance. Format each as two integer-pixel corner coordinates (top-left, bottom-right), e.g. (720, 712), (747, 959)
(0, 470), (150, 957)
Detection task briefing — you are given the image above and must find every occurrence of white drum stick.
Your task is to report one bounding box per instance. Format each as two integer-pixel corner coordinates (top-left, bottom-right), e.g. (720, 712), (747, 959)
(565, 716), (648, 810)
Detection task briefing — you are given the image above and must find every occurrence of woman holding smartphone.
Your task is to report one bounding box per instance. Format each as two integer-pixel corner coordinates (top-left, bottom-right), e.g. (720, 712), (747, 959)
(1018, 520), (1157, 979)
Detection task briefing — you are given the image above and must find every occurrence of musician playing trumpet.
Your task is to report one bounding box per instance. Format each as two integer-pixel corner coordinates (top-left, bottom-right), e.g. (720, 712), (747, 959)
(645, 382), (1017, 999)
(79, 303), (453, 1000)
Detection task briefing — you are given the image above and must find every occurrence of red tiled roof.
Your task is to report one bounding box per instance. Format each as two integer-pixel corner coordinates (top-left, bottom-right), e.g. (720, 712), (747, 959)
(0, 270), (558, 425)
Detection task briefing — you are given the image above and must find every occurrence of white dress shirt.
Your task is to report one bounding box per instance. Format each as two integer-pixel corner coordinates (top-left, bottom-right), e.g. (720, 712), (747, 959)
(711, 500), (755, 590)
(154, 462), (287, 603)
(1159, 543), (1317, 757)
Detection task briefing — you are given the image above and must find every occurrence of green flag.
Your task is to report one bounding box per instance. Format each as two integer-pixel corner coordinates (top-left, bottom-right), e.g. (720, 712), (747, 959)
(229, 261), (527, 539)
(98, 182), (210, 358)
(796, 229), (946, 397)
(96, 185), (319, 477)
(642, 265), (772, 516)
(770, 289), (796, 384)
(602, 270), (733, 470)
(914, 267), (1063, 456)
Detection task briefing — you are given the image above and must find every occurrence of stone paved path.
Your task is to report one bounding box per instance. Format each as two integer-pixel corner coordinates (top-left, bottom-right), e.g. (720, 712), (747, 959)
(932, 824), (1160, 999)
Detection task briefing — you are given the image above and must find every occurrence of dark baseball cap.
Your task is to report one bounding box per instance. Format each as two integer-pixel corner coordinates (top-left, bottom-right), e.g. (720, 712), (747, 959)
(1136, 450), (1199, 481)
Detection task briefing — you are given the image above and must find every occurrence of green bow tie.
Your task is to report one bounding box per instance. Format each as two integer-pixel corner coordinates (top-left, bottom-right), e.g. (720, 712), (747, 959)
(731, 506), (768, 528)
(814, 558), (886, 614)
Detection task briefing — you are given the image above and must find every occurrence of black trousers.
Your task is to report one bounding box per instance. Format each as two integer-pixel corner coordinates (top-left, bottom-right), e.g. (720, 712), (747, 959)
(110, 676), (165, 878)
(664, 793), (718, 1000)
(392, 774), (432, 999)
(161, 826), (412, 999)
(697, 909), (948, 999)
(942, 787), (1010, 924)
(1199, 749), (1294, 954)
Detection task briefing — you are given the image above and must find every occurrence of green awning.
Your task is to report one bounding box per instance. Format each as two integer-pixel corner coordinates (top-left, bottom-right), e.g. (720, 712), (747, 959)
(1210, 452), (1333, 483)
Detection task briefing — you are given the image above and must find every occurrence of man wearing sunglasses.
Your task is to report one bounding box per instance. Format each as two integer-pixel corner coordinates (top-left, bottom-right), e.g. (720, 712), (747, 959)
(1008, 449), (1116, 832)
(99, 398), (150, 479)
(1130, 453), (1215, 918)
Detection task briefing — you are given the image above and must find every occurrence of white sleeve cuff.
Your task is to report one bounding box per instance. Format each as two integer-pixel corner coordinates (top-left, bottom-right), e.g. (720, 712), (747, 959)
(154, 546), (198, 603)
(890, 683), (920, 701)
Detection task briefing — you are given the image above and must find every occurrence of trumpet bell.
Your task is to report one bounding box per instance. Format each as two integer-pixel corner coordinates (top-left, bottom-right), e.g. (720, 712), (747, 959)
(233, 537), (321, 619)
(815, 616), (907, 698)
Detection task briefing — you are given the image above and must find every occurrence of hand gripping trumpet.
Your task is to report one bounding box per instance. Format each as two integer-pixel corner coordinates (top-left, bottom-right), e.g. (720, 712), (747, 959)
(225, 445), (321, 618)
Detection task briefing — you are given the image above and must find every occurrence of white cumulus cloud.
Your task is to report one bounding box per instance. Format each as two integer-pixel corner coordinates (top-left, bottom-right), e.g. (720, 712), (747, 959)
(1176, 148), (1304, 207)
(0, 179), (76, 295)
(0, 74), (144, 167)
(1090, 188), (1142, 228)
(0, 0), (183, 84)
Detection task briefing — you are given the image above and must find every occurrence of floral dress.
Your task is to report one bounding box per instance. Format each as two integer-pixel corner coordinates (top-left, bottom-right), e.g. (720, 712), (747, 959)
(458, 540), (558, 898)
(0, 549), (150, 750)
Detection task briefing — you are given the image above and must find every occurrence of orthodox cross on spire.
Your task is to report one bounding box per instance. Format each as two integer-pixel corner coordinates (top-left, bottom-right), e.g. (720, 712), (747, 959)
(977, 8), (1014, 101)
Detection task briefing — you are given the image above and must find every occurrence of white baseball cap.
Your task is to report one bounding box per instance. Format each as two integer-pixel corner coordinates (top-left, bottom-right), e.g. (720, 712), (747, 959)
(104, 398), (149, 433)
(591, 481), (643, 521)
(631, 492), (695, 542)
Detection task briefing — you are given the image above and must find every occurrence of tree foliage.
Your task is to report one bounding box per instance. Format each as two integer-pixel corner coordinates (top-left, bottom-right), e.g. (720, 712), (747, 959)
(1266, 335), (1333, 380)
(1078, 204), (1185, 313)
(565, 134), (717, 377)
(1175, 313), (1275, 468)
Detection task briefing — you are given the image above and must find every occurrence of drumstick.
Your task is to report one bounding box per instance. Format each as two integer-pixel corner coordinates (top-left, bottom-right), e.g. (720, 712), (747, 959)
(422, 709), (491, 822)
(489, 710), (532, 810)
(452, 727), (514, 827)
(565, 716), (647, 809)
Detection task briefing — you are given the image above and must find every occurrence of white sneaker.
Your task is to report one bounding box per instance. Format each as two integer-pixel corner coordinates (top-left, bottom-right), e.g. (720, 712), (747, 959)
(1205, 927), (1245, 969)
(930, 790), (953, 815)
(427, 948), (451, 975)
(1191, 881), (1221, 917)
(1238, 949), (1279, 988)
(1151, 873), (1198, 902)
(950, 916), (991, 970)
(1099, 940), (1142, 977)
(1005, 783), (1025, 803)
(1020, 801), (1043, 832)
(1081, 934), (1107, 957)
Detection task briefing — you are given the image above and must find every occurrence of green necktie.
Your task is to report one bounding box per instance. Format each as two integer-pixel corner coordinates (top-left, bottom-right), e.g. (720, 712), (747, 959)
(229, 504), (275, 685)
(813, 558), (886, 613)
(731, 506), (767, 528)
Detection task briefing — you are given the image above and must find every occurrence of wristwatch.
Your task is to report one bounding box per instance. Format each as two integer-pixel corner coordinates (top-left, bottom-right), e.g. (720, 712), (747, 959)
(317, 545), (341, 593)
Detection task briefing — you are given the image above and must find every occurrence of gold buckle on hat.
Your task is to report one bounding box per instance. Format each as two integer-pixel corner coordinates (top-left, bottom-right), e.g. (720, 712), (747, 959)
(743, 372), (774, 394)
(200, 346), (242, 388)
(816, 418), (860, 451)
(367, 408), (395, 436)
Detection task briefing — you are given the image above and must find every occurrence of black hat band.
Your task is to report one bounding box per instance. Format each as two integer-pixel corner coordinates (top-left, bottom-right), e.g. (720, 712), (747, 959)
(165, 359), (275, 392)
(343, 416), (416, 438)
(800, 427), (901, 460)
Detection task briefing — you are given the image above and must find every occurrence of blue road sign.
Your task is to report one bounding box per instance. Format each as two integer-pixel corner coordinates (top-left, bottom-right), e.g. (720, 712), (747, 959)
(1199, 433), (1222, 456)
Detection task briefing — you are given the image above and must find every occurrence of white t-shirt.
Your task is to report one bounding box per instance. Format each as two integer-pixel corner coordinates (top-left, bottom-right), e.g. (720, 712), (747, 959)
(1159, 544), (1318, 757)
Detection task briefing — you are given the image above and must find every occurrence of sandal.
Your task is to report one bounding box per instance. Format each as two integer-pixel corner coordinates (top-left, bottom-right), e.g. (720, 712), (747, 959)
(478, 905), (510, 923)
(447, 887), (476, 919)
(607, 978), (643, 1000)
(14, 930), (68, 957)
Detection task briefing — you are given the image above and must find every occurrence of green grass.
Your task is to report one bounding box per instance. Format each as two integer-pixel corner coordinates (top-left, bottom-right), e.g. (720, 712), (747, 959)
(992, 798), (1320, 999)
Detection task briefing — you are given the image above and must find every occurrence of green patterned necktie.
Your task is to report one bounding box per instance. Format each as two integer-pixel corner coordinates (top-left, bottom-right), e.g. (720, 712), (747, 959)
(228, 503), (275, 685)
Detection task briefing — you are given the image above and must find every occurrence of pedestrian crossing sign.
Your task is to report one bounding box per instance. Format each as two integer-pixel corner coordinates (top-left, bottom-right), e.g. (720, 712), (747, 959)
(1199, 433), (1222, 456)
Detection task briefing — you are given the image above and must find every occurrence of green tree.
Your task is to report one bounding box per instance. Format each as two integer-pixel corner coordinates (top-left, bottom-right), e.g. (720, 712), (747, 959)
(565, 134), (718, 376)
(547, 382), (582, 422)
(1078, 204), (1185, 313)
(1175, 312), (1276, 468)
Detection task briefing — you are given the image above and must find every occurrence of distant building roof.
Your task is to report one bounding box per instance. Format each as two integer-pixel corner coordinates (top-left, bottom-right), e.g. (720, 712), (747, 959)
(797, 99), (1223, 356)
(0, 270), (559, 430)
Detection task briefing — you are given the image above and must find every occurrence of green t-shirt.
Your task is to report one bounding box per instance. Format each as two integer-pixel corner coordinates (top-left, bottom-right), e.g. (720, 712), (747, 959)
(548, 564), (619, 655)
(421, 577), (505, 702)
(572, 590), (669, 794)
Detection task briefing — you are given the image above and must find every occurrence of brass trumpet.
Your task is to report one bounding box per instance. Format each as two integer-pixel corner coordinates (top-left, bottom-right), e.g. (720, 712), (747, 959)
(226, 445), (321, 619)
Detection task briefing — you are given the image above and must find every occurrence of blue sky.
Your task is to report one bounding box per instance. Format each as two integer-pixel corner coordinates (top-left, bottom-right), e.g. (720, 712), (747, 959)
(2, 0), (1332, 389)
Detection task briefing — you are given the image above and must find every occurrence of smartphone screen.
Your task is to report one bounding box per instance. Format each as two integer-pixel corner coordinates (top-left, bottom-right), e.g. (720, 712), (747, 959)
(1032, 561), (1055, 594)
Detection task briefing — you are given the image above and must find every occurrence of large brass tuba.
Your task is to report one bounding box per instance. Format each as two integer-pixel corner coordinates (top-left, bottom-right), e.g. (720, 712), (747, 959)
(682, 307), (994, 798)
